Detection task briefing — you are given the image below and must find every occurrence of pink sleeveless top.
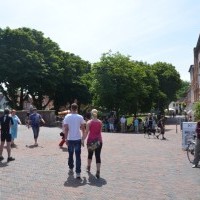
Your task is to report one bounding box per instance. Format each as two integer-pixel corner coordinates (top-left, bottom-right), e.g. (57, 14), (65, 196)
(87, 120), (102, 143)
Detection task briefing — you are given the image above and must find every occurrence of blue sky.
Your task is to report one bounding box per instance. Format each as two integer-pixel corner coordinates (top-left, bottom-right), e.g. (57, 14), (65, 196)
(0, 0), (199, 81)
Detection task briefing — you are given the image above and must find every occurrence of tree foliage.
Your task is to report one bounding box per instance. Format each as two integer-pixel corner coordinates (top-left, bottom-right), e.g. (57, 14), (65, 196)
(152, 62), (182, 112)
(90, 52), (159, 116)
(194, 101), (200, 121)
(0, 27), (62, 109)
(0, 27), (91, 111)
(176, 80), (190, 100)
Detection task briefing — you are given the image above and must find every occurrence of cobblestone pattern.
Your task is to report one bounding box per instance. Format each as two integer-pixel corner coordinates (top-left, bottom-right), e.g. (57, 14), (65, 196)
(0, 125), (200, 200)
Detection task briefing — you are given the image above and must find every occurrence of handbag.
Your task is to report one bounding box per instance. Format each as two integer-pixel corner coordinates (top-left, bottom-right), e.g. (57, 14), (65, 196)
(87, 139), (100, 151)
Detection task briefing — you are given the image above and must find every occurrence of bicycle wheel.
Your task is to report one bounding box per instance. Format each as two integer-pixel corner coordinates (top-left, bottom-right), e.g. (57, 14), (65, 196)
(187, 142), (195, 163)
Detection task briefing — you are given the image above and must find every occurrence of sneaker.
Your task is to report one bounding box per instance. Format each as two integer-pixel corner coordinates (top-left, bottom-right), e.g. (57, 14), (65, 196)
(156, 135), (159, 139)
(68, 169), (74, 175)
(0, 156), (4, 161)
(76, 173), (81, 179)
(96, 171), (100, 179)
(192, 164), (198, 168)
(7, 157), (15, 162)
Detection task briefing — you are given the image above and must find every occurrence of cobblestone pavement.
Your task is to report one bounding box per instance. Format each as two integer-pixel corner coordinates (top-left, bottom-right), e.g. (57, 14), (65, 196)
(0, 125), (200, 200)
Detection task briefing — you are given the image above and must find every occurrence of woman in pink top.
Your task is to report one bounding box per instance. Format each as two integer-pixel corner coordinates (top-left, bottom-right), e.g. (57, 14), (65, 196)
(85, 109), (102, 178)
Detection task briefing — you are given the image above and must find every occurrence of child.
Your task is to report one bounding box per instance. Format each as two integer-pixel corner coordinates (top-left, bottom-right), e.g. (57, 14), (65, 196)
(58, 110), (70, 147)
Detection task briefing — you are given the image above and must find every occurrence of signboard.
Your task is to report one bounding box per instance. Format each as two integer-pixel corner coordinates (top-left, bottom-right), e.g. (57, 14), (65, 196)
(182, 122), (197, 150)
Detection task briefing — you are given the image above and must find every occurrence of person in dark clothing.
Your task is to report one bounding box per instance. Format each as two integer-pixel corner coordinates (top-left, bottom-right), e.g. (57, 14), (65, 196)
(0, 108), (15, 162)
(156, 116), (166, 140)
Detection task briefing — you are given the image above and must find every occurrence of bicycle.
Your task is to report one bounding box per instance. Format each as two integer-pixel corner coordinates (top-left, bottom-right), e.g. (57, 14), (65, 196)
(186, 135), (196, 163)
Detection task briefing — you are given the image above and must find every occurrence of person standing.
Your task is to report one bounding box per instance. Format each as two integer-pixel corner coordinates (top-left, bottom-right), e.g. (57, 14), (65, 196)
(108, 116), (115, 133)
(10, 109), (22, 147)
(83, 109), (103, 179)
(120, 115), (126, 133)
(0, 108), (15, 162)
(133, 117), (139, 133)
(28, 108), (45, 146)
(63, 103), (86, 179)
(156, 116), (166, 140)
(192, 121), (200, 168)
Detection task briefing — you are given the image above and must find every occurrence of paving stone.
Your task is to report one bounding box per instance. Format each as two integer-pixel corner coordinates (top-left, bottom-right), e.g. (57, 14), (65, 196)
(0, 125), (200, 200)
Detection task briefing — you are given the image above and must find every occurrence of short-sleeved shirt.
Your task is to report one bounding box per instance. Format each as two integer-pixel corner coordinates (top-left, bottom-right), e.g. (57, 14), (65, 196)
(63, 113), (85, 140)
(0, 115), (14, 134)
(29, 113), (42, 127)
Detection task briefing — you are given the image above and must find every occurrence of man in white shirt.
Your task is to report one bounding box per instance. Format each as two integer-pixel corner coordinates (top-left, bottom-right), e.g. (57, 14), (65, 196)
(63, 103), (85, 179)
(120, 115), (126, 133)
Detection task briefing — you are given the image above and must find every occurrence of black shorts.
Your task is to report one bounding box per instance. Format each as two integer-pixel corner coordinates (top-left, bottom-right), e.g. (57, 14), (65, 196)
(1, 133), (12, 142)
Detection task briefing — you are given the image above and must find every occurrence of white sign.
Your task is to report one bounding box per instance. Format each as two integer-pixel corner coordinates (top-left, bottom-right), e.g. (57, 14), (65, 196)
(182, 122), (197, 150)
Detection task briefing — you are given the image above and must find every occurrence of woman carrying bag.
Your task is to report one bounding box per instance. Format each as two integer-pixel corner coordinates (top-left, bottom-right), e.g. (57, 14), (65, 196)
(84, 109), (103, 178)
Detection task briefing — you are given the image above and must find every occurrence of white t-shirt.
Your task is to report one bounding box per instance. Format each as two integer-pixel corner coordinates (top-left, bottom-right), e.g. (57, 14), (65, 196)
(120, 117), (126, 124)
(63, 113), (85, 140)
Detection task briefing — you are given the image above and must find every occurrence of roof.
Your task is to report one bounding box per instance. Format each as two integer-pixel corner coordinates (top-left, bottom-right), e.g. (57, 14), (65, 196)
(188, 65), (194, 72)
(194, 34), (200, 56)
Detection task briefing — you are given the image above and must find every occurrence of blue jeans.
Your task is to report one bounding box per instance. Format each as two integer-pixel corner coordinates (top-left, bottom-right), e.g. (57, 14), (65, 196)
(32, 126), (40, 139)
(68, 140), (81, 173)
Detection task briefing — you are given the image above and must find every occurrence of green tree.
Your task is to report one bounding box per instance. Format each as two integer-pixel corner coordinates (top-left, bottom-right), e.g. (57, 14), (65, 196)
(90, 52), (159, 116)
(194, 101), (200, 121)
(53, 52), (91, 112)
(176, 80), (190, 100)
(0, 27), (62, 109)
(152, 62), (182, 112)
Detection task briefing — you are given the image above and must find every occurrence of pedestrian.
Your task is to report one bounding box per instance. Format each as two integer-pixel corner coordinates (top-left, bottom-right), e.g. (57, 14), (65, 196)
(28, 108), (45, 146)
(133, 117), (139, 133)
(192, 121), (200, 168)
(63, 103), (86, 179)
(0, 108), (15, 162)
(10, 109), (22, 147)
(57, 109), (70, 147)
(120, 115), (126, 133)
(156, 116), (166, 140)
(143, 117), (148, 133)
(108, 116), (115, 133)
(83, 109), (103, 179)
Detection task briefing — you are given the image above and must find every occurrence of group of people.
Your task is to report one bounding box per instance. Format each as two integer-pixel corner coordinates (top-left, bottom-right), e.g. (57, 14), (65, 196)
(0, 107), (45, 162)
(62, 103), (103, 179)
(0, 104), (103, 179)
(119, 114), (166, 139)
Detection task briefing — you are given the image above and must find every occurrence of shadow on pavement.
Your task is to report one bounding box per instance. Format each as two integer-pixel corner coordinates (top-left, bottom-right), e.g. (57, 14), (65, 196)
(64, 174), (87, 187)
(64, 173), (107, 188)
(25, 144), (44, 148)
(60, 147), (68, 152)
(0, 162), (8, 168)
(87, 172), (107, 187)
